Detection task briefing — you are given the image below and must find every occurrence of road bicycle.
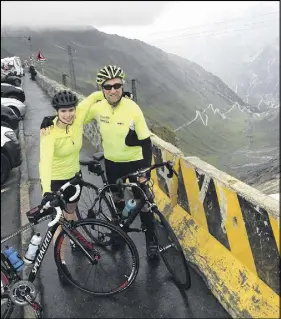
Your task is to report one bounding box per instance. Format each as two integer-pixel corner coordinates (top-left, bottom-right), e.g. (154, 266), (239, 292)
(78, 154), (191, 290)
(1, 173), (139, 319)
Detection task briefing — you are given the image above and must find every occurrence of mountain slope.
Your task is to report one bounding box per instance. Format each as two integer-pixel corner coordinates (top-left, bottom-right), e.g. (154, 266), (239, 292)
(1, 26), (274, 170)
(238, 153), (280, 195)
(235, 38), (279, 111)
(179, 2), (279, 96)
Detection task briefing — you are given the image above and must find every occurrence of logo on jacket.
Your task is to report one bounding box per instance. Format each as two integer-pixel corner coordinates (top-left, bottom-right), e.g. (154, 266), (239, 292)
(100, 115), (110, 123)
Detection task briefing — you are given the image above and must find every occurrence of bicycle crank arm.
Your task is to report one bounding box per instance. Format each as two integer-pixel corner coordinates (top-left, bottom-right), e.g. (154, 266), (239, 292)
(121, 226), (143, 233)
(24, 294), (43, 318)
(34, 305), (43, 319)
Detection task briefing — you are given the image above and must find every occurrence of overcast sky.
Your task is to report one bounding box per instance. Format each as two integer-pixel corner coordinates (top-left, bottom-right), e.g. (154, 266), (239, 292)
(98, 1), (278, 38)
(1, 1), (171, 27)
(2, 1), (278, 30)
(1, 1), (279, 54)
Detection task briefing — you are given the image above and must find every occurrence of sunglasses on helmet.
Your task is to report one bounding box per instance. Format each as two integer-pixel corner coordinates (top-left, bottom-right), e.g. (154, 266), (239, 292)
(102, 83), (123, 91)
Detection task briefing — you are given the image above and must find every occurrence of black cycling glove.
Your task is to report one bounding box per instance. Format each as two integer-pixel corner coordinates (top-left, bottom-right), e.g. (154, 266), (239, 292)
(41, 192), (55, 206)
(40, 116), (56, 129)
(125, 129), (142, 146)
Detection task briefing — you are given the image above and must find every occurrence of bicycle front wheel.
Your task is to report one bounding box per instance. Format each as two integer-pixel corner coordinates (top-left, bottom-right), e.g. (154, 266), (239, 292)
(54, 219), (139, 296)
(153, 209), (191, 290)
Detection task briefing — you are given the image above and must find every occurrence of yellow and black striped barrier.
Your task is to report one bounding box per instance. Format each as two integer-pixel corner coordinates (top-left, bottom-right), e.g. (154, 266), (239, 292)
(151, 135), (280, 319)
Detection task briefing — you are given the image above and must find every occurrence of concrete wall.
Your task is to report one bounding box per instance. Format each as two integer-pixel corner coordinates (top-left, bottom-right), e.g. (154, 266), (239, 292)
(35, 72), (280, 318)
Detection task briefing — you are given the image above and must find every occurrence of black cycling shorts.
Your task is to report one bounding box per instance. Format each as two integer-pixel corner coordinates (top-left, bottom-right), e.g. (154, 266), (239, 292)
(104, 159), (145, 184)
(104, 159), (147, 199)
(50, 173), (82, 204)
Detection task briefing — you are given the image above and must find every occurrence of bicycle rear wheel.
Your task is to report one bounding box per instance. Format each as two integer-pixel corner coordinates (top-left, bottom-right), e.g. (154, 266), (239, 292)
(76, 183), (115, 222)
(1, 266), (14, 319)
(54, 219), (139, 296)
(76, 183), (116, 245)
(153, 209), (191, 290)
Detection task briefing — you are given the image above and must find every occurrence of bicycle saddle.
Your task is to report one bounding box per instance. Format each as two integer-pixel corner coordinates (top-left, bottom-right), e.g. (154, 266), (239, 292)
(92, 152), (104, 161)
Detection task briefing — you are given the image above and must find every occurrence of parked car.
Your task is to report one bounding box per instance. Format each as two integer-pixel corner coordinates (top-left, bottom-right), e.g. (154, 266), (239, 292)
(1, 125), (22, 184)
(1, 104), (20, 136)
(1, 83), (25, 103)
(1, 56), (24, 77)
(1, 70), (21, 87)
(1, 97), (27, 119)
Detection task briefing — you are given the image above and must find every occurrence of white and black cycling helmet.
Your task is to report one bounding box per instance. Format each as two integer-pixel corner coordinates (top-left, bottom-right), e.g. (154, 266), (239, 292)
(52, 90), (78, 110)
(96, 65), (126, 86)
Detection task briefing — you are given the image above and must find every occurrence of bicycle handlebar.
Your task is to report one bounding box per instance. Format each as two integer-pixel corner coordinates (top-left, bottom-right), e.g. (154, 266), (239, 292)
(39, 173), (82, 227)
(47, 206), (63, 227)
(116, 161), (177, 187)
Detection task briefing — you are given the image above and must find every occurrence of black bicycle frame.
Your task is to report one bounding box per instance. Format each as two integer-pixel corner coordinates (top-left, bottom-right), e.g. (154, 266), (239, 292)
(98, 183), (155, 229)
(28, 223), (59, 282)
(1, 218), (99, 284)
(1, 224), (58, 284)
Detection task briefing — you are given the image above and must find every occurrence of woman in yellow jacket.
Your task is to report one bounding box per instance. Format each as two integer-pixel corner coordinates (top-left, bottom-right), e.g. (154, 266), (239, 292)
(39, 89), (104, 284)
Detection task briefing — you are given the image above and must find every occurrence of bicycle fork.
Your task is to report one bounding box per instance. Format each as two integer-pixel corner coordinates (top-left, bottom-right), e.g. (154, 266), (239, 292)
(62, 224), (100, 265)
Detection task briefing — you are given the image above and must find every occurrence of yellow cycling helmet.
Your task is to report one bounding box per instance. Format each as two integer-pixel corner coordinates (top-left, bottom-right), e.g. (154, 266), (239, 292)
(96, 65), (126, 86)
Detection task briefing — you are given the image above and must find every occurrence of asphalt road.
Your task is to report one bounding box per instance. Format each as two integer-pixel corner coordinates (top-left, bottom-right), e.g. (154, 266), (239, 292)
(20, 76), (230, 318)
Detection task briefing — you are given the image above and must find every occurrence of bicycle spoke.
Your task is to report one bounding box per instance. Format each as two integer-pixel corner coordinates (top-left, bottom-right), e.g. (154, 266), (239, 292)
(76, 183), (116, 246)
(77, 202), (88, 211)
(83, 264), (94, 287)
(95, 265), (104, 294)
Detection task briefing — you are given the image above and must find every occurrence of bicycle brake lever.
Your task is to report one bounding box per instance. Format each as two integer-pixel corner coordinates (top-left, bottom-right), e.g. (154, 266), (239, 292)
(166, 161), (178, 178)
(167, 171), (173, 178)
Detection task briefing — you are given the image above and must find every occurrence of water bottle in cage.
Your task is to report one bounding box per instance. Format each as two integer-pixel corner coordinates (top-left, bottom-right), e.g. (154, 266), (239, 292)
(4, 246), (25, 272)
(24, 233), (42, 264)
(121, 199), (137, 218)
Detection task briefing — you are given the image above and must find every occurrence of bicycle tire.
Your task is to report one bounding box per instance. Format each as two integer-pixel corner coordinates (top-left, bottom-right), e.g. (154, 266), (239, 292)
(76, 183), (117, 245)
(153, 209), (191, 290)
(1, 266), (14, 319)
(54, 218), (139, 296)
